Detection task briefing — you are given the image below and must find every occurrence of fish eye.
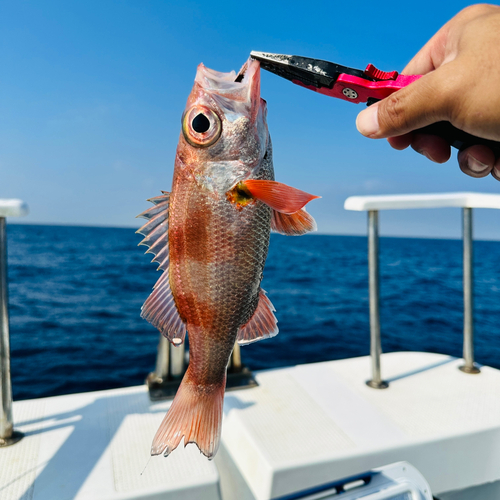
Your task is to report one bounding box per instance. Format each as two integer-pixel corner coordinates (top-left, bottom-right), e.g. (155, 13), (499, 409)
(192, 113), (210, 133)
(182, 106), (222, 148)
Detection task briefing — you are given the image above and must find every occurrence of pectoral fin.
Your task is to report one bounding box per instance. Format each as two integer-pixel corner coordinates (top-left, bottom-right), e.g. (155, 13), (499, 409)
(271, 207), (317, 236)
(240, 179), (320, 214)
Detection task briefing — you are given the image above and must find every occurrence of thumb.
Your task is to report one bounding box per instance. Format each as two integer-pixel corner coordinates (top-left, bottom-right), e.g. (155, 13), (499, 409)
(356, 67), (452, 139)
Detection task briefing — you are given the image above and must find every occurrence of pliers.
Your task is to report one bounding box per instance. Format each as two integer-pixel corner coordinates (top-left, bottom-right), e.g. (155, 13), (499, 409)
(250, 51), (500, 156)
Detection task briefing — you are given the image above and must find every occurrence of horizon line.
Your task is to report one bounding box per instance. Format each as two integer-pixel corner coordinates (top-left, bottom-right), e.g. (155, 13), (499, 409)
(5, 221), (500, 242)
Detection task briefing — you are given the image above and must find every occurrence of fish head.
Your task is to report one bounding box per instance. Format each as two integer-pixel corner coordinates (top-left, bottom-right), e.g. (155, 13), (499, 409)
(176, 58), (269, 194)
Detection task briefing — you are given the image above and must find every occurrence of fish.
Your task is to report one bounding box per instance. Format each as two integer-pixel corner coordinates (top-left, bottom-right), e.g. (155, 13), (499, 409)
(136, 58), (319, 459)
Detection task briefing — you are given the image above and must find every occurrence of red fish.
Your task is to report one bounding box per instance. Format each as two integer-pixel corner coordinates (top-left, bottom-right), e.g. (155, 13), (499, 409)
(137, 59), (319, 459)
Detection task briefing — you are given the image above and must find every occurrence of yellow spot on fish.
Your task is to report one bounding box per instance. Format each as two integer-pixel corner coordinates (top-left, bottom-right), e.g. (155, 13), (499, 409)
(226, 182), (255, 210)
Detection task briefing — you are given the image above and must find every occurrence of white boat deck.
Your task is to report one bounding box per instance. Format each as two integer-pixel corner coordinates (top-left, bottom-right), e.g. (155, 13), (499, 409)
(2, 351), (500, 500)
(1, 385), (220, 500)
(219, 352), (500, 499)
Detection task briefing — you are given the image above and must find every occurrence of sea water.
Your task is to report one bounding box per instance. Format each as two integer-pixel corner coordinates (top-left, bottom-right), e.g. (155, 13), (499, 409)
(6, 224), (500, 400)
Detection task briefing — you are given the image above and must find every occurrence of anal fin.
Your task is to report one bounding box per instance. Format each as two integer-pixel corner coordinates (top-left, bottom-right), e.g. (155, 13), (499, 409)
(237, 289), (278, 345)
(141, 271), (186, 345)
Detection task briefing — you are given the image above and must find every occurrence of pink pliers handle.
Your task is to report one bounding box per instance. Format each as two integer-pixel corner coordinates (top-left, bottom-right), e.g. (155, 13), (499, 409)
(296, 64), (500, 155)
(253, 51), (500, 155)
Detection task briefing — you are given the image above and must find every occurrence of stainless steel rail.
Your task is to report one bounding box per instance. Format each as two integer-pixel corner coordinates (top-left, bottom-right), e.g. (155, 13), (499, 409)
(460, 208), (480, 374)
(153, 334), (170, 382)
(0, 200), (29, 446)
(0, 218), (23, 446)
(231, 343), (242, 371)
(170, 340), (186, 378)
(147, 329), (254, 401)
(364, 207), (482, 388)
(344, 194), (496, 388)
(345, 193), (500, 387)
(366, 211), (388, 389)
(146, 334), (186, 400)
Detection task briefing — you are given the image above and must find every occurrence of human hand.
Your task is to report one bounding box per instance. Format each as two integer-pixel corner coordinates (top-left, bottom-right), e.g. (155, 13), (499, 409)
(356, 4), (500, 181)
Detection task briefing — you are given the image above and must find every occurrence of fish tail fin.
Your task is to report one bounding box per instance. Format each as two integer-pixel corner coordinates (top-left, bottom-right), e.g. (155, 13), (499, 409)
(151, 373), (225, 460)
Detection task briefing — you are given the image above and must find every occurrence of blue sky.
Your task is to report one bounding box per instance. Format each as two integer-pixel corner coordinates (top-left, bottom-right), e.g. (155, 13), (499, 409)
(1, 0), (499, 239)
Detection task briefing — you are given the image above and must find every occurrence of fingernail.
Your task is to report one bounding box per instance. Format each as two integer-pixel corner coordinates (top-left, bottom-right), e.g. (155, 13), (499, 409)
(467, 155), (490, 174)
(356, 104), (379, 137)
(415, 149), (437, 162)
(458, 152), (492, 178)
(492, 164), (500, 181)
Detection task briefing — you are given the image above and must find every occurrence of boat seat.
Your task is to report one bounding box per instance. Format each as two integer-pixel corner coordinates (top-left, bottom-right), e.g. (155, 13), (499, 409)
(1, 385), (221, 500)
(217, 352), (500, 500)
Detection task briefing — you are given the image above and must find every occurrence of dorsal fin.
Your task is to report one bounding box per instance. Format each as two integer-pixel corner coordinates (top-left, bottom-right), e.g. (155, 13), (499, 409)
(136, 192), (186, 345)
(237, 289), (278, 345)
(137, 191), (170, 271)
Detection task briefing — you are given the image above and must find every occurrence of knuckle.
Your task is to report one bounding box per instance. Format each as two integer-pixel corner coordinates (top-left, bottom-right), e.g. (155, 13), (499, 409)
(460, 3), (498, 17)
(442, 70), (480, 132)
(441, 80), (465, 126)
(379, 93), (410, 135)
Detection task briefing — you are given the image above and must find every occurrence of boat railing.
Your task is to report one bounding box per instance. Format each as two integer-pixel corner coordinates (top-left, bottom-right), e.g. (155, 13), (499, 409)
(0, 199), (29, 447)
(2, 192), (499, 442)
(345, 192), (500, 389)
(147, 330), (256, 401)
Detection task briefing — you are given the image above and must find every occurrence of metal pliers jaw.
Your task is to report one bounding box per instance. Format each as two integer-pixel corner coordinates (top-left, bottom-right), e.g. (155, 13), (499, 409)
(250, 51), (420, 104)
(250, 51), (500, 155)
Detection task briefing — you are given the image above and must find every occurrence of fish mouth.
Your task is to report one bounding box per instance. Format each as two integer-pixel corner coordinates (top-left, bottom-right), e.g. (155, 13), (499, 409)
(234, 69), (246, 83)
(234, 57), (260, 89)
(194, 58), (263, 124)
(234, 57), (257, 83)
(196, 58), (261, 102)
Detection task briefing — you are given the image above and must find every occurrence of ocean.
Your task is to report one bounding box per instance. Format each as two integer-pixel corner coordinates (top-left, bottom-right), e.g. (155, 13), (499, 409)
(6, 224), (500, 401)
